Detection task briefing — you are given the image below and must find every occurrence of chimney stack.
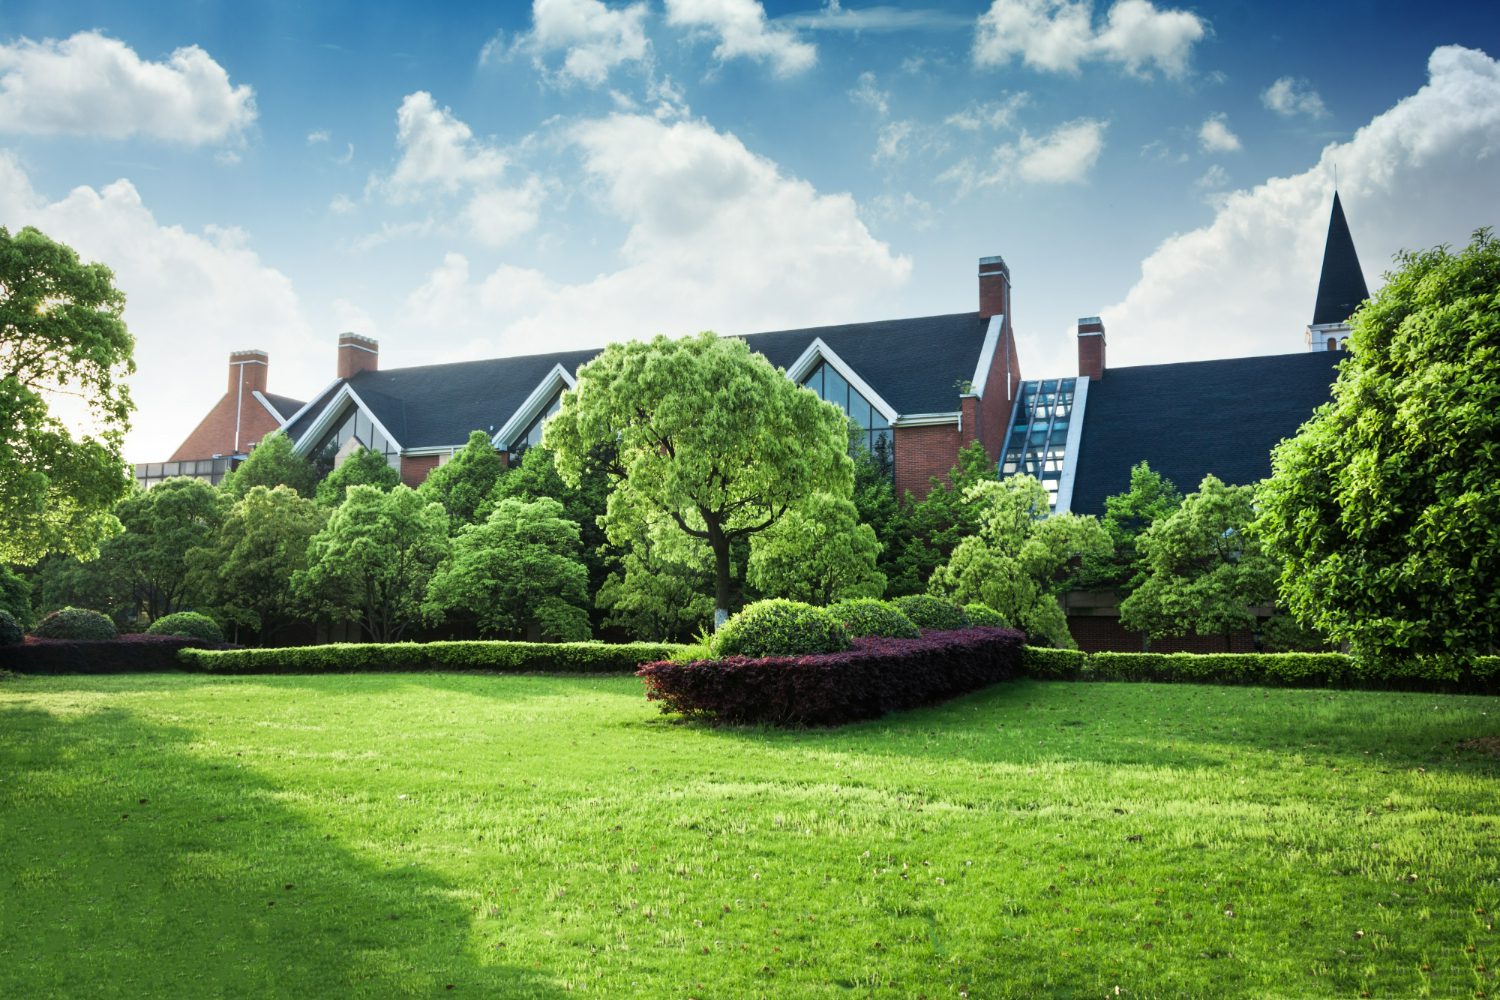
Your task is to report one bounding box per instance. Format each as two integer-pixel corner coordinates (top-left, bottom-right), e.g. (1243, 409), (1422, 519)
(1077, 317), (1106, 380)
(978, 256), (1011, 319)
(337, 332), (379, 380)
(228, 349), (268, 396)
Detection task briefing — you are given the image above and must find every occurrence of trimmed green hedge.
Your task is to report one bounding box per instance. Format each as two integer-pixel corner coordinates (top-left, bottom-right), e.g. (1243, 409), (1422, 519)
(147, 611), (225, 645)
(179, 640), (691, 675)
(710, 600), (850, 659)
(1020, 646), (1500, 694)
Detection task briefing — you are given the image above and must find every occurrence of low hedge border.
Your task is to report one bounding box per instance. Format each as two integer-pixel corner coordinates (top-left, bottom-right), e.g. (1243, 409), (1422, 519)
(177, 640), (691, 675)
(638, 627), (1026, 727)
(8, 635), (218, 675)
(1020, 647), (1500, 695)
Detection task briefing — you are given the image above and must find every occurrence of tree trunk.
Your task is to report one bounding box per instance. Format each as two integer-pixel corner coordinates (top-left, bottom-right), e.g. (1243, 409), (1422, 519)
(706, 519), (732, 629)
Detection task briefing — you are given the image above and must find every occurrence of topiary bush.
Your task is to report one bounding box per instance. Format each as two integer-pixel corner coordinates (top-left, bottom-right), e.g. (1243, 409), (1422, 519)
(709, 599), (851, 659)
(892, 595), (969, 632)
(32, 606), (118, 641)
(0, 609), (23, 647)
(827, 598), (920, 639)
(962, 603), (1009, 628)
(146, 611), (225, 645)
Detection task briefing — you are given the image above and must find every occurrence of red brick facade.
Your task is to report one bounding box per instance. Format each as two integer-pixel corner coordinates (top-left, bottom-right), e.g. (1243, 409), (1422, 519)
(893, 423), (964, 500)
(400, 454), (441, 488)
(1077, 318), (1106, 380)
(170, 351), (282, 461)
(337, 333), (379, 380)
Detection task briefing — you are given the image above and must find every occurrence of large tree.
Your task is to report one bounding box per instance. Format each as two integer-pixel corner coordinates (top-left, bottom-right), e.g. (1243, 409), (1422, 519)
(108, 477), (224, 620)
(221, 431), (318, 499)
(747, 492), (884, 605)
(296, 485), (448, 642)
(929, 474), (1109, 648)
(483, 444), (613, 602)
(1258, 230), (1500, 661)
(418, 429), (505, 526)
(544, 333), (851, 624)
(1075, 461), (1183, 593)
(0, 226), (135, 564)
(1121, 475), (1279, 650)
(883, 440), (998, 596)
(313, 446), (401, 507)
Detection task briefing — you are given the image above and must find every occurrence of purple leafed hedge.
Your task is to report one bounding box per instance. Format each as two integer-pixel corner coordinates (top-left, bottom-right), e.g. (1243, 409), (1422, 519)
(637, 627), (1026, 727)
(5, 634), (224, 674)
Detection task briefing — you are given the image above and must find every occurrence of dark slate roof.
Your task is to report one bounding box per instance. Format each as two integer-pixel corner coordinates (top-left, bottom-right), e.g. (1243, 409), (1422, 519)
(1069, 352), (1342, 517)
(283, 313), (987, 450)
(1311, 192), (1370, 326)
(260, 393), (305, 422)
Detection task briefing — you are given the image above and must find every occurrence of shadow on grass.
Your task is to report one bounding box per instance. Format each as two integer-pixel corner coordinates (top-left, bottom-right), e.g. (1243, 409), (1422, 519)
(0, 704), (565, 999)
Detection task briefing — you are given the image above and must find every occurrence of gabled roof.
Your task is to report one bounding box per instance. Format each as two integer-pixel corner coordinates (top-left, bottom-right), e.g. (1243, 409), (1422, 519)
(1068, 352), (1342, 517)
(1311, 192), (1370, 326)
(259, 393), (306, 422)
(284, 313), (987, 451)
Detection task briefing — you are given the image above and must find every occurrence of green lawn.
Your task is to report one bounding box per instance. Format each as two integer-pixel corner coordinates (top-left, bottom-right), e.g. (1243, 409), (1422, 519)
(2, 674), (1497, 998)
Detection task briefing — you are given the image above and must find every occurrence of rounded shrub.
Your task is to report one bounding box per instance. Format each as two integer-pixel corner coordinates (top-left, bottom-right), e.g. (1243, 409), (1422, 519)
(962, 603), (1009, 628)
(146, 611), (224, 645)
(0, 609), (23, 647)
(892, 595), (969, 632)
(710, 599), (852, 659)
(32, 606), (118, 641)
(827, 598), (920, 639)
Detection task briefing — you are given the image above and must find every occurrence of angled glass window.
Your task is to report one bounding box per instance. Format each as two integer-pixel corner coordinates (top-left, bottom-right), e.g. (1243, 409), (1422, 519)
(508, 388), (563, 462)
(307, 401), (400, 479)
(800, 359), (892, 475)
(1000, 377), (1077, 509)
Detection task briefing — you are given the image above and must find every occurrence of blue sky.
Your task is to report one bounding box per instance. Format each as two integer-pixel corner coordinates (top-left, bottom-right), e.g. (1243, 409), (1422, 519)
(1, 1), (1496, 460)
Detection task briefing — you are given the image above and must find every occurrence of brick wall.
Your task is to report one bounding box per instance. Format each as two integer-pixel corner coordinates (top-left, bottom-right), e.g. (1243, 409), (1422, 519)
(893, 422), (963, 501)
(170, 393), (283, 462)
(400, 454), (441, 488)
(969, 325), (1022, 465)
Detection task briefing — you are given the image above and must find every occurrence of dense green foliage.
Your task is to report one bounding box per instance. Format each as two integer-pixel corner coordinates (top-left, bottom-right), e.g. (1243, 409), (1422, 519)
(425, 497), (591, 641)
(929, 475), (1109, 647)
(0, 565), (33, 629)
(891, 594), (970, 631)
(418, 430), (505, 526)
(962, 602), (1009, 627)
(883, 440), (997, 595)
(32, 605), (117, 640)
(0, 609), (22, 646)
(188, 485), (325, 642)
(312, 446), (401, 507)
(220, 431), (318, 499)
(746, 492), (884, 605)
(1076, 461), (1182, 592)
(107, 478), (223, 620)
(546, 333), (852, 619)
(5, 675), (1496, 997)
(708, 599), (851, 658)
(179, 639), (684, 674)
(145, 611), (224, 645)
(1120, 475), (1278, 648)
(34, 552), (133, 625)
(296, 485), (449, 642)
(1259, 230), (1500, 662)
(826, 597), (920, 639)
(0, 226), (135, 565)
(594, 497), (715, 642)
(485, 444), (613, 603)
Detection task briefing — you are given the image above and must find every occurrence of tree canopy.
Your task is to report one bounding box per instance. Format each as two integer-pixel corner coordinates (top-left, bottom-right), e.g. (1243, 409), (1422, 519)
(747, 492), (884, 605)
(883, 440), (997, 596)
(1258, 229), (1500, 660)
(929, 474), (1109, 648)
(221, 431), (318, 499)
(0, 226), (135, 564)
(1076, 461), (1183, 593)
(544, 333), (851, 622)
(313, 446), (401, 507)
(108, 477), (223, 620)
(418, 430), (505, 526)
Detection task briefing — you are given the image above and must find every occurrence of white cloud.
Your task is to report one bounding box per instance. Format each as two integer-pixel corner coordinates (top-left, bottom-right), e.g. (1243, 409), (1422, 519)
(499, 0), (652, 87)
(973, 0), (1204, 78)
(462, 178), (546, 247)
(945, 94), (1029, 132)
(0, 151), (319, 461)
(0, 31), (255, 145)
(1262, 76), (1328, 118)
(849, 71), (889, 116)
(387, 92), (507, 197)
(1097, 45), (1500, 371)
(307, 129), (330, 145)
(1198, 113), (1241, 152)
(1194, 163), (1229, 191)
(396, 113), (911, 361)
(1016, 118), (1107, 182)
(785, 2), (970, 31)
(874, 121), (913, 162)
(665, 0), (817, 77)
(329, 193), (357, 215)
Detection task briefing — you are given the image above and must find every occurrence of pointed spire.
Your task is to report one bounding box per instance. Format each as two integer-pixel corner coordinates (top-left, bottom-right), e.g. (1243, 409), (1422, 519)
(1311, 191), (1370, 326)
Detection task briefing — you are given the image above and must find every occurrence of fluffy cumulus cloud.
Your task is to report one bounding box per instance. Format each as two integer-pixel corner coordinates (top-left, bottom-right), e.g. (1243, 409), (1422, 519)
(973, 0), (1205, 78)
(942, 117), (1107, 190)
(0, 152), (319, 461)
(1095, 45), (1500, 369)
(665, 0), (817, 77)
(1197, 113), (1241, 153)
(395, 113), (910, 362)
(0, 31), (254, 145)
(1262, 76), (1328, 118)
(496, 0), (652, 86)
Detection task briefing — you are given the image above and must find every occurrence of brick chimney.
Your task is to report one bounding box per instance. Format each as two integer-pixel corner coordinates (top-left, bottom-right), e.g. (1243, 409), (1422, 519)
(228, 349), (268, 395)
(337, 333), (379, 380)
(1077, 317), (1106, 380)
(978, 256), (1011, 319)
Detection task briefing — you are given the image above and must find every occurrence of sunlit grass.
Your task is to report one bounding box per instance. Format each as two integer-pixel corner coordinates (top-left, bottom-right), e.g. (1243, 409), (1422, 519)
(2, 673), (1496, 997)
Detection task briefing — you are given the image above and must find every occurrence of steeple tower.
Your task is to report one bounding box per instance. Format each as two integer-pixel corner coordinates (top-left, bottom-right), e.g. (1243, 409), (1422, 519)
(1306, 191), (1370, 351)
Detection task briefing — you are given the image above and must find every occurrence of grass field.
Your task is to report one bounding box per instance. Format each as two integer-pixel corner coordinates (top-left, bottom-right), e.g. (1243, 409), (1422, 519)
(2, 673), (1497, 998)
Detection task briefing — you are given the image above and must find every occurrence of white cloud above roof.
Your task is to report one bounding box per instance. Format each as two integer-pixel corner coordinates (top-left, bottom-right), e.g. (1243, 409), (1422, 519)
(665, 0), (817, 77)
(0, 31), (255, 145)
(495, 0), (652, 87)
(1262, 76), (1329, 118)
(1198, 113), (1241, 153)
(973, 0), (1205, 78)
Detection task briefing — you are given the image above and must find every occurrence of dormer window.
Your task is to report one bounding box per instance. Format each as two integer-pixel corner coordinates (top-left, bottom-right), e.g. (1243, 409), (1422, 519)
(508, 388), (563, 463)
(801, 360), (893, 470)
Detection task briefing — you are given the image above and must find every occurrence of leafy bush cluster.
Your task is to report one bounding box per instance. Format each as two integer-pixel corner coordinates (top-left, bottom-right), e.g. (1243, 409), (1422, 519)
(962, 604), (1008, 628)
(11, 634), (214, 674)
(32, 606), (118, 641)
(709, 600), (851, 659)
(178, 640), (689, 675)
(639, 627), (1025, 727)
(1019, 647), (1500, 695)
(827, 598), (920, 639)
(892, 595), (969, 632)
(146, 611), (224, 644)
(0, 609), (23, 646)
